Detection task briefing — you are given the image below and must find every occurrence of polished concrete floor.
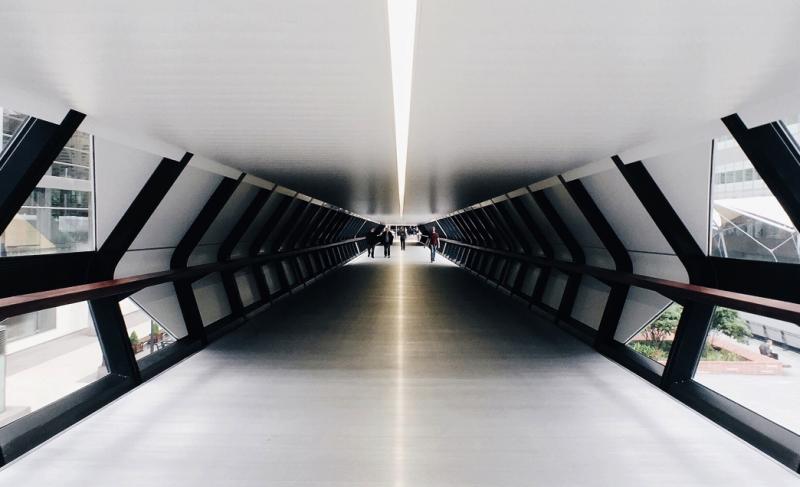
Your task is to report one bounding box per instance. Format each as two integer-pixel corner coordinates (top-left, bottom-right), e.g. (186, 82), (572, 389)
(0, 244), (797, 486)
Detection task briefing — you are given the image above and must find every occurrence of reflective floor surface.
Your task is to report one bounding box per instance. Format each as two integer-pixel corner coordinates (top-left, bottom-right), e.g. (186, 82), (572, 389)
(0, 244), (796, 486)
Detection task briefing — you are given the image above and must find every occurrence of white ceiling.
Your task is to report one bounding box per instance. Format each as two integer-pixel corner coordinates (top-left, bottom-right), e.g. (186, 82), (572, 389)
(2, 1), (800, 223)
(0, 0), (400, 220)
(403, 0), (800, 222)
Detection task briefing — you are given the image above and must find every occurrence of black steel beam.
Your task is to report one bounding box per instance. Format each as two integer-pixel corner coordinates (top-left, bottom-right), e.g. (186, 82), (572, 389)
(531, 189), (584, 321)
(560, 176), (632, 348)
(89, 296), (141, 381)
(90, 152), (193, 280)
(612, 154), (715, 391)
(171, 175), (243, 270)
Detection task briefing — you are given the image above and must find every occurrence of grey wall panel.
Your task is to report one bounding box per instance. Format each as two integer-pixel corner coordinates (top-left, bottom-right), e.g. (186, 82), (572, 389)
(584, 247), (615, 270)
(581, 168), (673, 255)
(94, 136), (163, 247)
(263, 264), (281, 294)
(544, 184), (613, 268)
(642, 141), (712, 255)
(630, 251), (688, 283)
(192, 273), (232, 326)
(115, 248), (172, 278)
(519, 193), (570, 260)
(235, 269), (259, 307)
(614, 287), (672, 343)
(571, 277), (610, 330)
(187, 243), (221, 267)
(130, 283), (188, 339)
(231, 192), (286, 258)
(521, 267), (540, 296)
(542, 271), (568, 309)
(499, 200), (544, 256)
(130, 166), (224, 250)
(196, 183), (260, 246)
(544, 185), (606, 249)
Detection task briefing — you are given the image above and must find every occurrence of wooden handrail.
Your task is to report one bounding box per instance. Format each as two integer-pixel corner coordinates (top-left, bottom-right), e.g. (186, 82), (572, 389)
(441, 238), (800, 325)
(0, 238), (365, 320)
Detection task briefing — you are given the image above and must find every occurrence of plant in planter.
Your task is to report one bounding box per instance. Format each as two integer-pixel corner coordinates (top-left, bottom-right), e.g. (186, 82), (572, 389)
(151, 321), (164, 341)
(129, 330), (144, 354)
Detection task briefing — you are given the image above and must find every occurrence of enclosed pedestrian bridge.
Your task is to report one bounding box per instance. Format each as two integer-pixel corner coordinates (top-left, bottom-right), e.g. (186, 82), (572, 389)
(0, 1), (799, 485)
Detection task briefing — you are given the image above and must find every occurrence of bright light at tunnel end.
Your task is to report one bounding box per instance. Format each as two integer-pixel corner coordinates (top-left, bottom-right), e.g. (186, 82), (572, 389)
(388, 0), (418, 219)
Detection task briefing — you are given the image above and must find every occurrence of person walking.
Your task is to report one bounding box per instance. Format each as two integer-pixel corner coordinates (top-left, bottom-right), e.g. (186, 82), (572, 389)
(366, 227), (378, 258)
(428, 226), (440, 262)
(383, 227), (394, 258)
(398, 226), (407, 251)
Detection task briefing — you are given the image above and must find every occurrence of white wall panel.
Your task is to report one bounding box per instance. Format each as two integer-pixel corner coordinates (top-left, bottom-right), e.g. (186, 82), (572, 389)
(614, 288), (672, 343)
(192, 273), (232, 326)
(231, 192), (289, 259)
(518, 194), (571, 260)
(130, 167), (224, 250)
(643, 141), (712, 254)
(545, 184), (614, 268)
(572, 278), (610, 330)
(498, 201), (544, 256)
(581, 168), (673, 255)
(130, 283), (188, 339)
(115, 248), (172, 279)
(544, 184), (604, 249)
(630, 252), (688, 283)
(94, 136), (162, 247)
(196, 183), (260, 246)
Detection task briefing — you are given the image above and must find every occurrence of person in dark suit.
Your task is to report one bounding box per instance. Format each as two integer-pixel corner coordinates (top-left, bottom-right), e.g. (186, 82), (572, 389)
(366, 227), (378, 258)
(398, 227), (407, 250)
(382, 227), (394, 258)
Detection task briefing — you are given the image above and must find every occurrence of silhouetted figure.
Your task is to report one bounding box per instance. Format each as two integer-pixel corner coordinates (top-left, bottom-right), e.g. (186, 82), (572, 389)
(367, 227), (378, 258)
(399, 227), (407, 250)
(429, 227), (440, 262)
(383, 228), (394, 258)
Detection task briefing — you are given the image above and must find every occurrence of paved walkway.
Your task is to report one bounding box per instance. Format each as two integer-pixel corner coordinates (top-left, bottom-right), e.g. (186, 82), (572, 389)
(0, 244), (796, 486)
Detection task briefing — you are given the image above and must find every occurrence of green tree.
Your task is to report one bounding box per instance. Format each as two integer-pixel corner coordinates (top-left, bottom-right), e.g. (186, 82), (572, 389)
(710, 307), (752, 343)
(129, 330), (140, 345)
(642, 303), (683, 343)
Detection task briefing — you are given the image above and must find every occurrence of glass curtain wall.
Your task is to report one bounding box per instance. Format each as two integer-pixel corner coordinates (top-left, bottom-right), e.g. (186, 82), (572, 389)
(0, 108), (95, 257)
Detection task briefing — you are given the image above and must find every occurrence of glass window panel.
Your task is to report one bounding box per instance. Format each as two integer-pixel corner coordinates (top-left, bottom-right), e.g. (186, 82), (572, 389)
(626, 303), (683, 365)
(0, 302), (108, 427)
(710, 135), (799, 263)
(695, 307), (800, 434)
(0, 108), (30, 153)
(120, 298), (176, 361)
(0, 107), (95, 257)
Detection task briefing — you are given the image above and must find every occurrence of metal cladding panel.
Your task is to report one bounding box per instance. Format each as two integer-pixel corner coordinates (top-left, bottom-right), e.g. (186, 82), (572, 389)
(542, 270), (568, 310)
(518, 193), (570, 260)
(94, 136), (163, 248)
(129, 283), (189, 339)
(544, 184), (605, 249)
(642, 141), (712, 255)
(196, 182), (260, 246)
(614, 287), (673, 343)
(581, 168), (673, 255)
(235, 269), (259, 307)
(232, 192), (289, 258)
(114, 248), (172, 279)
(131, 166), (224, 250)
(572, 277), (610, 330)
(192, 273), (232, 326)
